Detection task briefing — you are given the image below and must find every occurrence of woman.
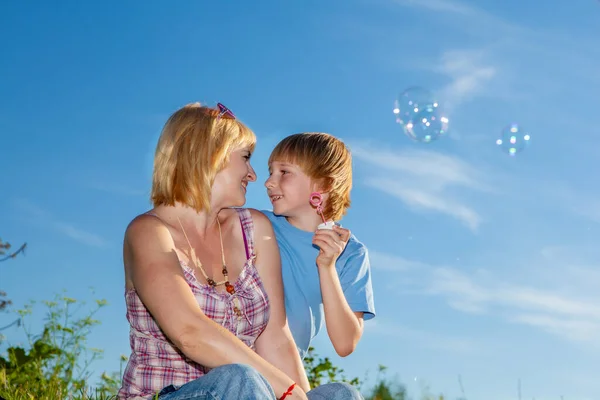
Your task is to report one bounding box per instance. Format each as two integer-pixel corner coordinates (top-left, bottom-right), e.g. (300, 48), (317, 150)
(117, 103), (362, 400)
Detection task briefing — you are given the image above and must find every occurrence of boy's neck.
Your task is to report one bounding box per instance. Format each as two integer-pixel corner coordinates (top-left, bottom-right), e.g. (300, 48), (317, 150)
(285, 211), (326, 233)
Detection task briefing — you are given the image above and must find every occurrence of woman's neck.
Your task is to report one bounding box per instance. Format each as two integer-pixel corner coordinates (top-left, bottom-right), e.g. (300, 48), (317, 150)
(154, 203), (223, 238)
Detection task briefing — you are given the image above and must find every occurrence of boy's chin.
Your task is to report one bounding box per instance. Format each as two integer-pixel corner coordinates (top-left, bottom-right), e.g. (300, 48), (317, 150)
(271, 204), (289, 217)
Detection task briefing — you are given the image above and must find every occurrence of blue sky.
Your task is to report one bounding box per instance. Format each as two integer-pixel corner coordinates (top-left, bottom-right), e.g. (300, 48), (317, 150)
(1, 1), (599, 399)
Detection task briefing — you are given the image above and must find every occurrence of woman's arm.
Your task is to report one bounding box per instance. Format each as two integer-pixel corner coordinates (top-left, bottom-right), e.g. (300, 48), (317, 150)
(249, 209), (312, 393)
(124, 214), (307, 399)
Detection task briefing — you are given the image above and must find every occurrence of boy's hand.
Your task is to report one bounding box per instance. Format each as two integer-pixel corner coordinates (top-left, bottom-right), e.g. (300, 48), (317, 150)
(312, 225), (351, 268)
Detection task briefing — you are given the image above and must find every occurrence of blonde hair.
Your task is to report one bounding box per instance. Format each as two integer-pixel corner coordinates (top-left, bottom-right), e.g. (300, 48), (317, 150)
(151, 102), (256, 212)
(268, 132), (352, 221)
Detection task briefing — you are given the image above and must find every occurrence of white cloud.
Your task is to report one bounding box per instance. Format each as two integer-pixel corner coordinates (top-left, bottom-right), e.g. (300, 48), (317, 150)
(509, 313), (600, 344)
(365, 319), (480, 353)
(426, 266), (600, 324)
(569, 198), (600, 225)
(86, 181), (146, 197)
(370, 250), (429, 272)
(371, 248), (600, 346)
(531, 181), (600, 226)
(55, 222), (108, 248)
(367, 180), (482, 231)
(397, 0), (476, 15)
(12, 199), (108, 248)
(393, 0), (523, 36)
(351, 146), (487, 190)
(352, 145), (491, 231)
(435, 49), (497, 113)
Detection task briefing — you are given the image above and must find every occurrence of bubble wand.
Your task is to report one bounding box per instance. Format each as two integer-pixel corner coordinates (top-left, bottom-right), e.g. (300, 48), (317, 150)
(310, 192), (334, 230)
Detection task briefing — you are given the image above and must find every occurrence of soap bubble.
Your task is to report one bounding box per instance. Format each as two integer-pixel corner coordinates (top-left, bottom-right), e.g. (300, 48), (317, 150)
(393, 86), (448, 143)
(496, 123), (530, 156)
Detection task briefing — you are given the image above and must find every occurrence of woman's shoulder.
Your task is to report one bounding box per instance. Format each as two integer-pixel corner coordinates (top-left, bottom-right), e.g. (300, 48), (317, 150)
(124, 210), (173, 245)
(221, 207), (269, 222)
(222, 207), (274, 235)
(246, 208), (273, 231)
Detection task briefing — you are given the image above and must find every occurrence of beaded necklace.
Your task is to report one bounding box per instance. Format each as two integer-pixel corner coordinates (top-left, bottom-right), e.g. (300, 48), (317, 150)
(176, 216), (236, 295)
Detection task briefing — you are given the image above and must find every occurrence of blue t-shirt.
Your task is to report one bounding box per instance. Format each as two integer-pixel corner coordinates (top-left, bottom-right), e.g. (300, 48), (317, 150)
(262, 210), (376, 359)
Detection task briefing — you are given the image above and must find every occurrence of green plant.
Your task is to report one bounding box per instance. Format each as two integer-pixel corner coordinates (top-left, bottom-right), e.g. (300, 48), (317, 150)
(364, 365), (408, 400)
(0, 238), (27, 263)
(303, 346), (361, 390)
(0, 291), (126, 399)
(0, 237), (26, 315)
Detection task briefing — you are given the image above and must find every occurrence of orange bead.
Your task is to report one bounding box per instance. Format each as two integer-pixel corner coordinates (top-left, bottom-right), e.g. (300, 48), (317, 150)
(226, 282), (235, 294)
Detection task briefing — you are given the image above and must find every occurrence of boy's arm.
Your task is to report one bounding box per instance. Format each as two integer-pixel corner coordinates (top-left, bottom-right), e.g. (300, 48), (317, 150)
(316, 266), (365, 357)
(312, 226), (373, 357)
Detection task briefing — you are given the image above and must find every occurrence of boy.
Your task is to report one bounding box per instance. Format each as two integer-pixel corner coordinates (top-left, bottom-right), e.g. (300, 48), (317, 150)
(262, 132), (376, 360)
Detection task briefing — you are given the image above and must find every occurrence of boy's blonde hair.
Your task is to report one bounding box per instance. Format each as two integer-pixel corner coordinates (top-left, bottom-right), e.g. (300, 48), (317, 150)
(151, 102), (256, 212)
(269, 132), (352, 221)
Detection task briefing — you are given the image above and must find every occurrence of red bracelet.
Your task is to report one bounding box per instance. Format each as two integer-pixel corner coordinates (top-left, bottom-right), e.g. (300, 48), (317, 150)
(278, 383), (296, 400)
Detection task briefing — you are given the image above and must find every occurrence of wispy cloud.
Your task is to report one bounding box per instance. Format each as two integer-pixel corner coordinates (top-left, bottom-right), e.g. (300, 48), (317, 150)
(370, 250), (430, 272)
(398, 0), (476, 15)
(54, 222), (108, 247)
(372, 248), (600, 346)
(393, 0), (523, 36)
(427, 269), (600, 322)
(434, 49), (497, 113)
(564, 194), (600, 225)
(530, 181), (600, 226)
(366, 319), (481, 353)
(85, 181), (146, 197)
(509, 313), (600, 344)
(352, 144), (492, 231)
(370, 180), (483, 231)
(12, 199), (108, 248)
(393, 0), (600, 99)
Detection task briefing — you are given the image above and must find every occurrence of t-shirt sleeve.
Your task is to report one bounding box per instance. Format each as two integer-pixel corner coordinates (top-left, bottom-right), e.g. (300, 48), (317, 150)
(339, 247), (376, 320)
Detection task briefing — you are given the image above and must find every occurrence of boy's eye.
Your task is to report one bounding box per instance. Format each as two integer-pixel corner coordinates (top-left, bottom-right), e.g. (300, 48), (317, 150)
(281, 170), (288, 175)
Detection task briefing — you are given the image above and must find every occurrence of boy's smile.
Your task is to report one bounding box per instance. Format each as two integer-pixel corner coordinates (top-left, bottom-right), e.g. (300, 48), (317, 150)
(269, 194), (283, 202)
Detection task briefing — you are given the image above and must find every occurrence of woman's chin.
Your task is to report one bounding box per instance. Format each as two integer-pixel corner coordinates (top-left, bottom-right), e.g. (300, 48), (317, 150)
(231, 196), (247, 208)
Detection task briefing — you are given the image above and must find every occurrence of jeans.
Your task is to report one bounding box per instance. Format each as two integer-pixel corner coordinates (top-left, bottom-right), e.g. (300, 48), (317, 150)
(308, 382), (364, 400)
(157, 364), (275, 400)
(157, 363), (363, 400)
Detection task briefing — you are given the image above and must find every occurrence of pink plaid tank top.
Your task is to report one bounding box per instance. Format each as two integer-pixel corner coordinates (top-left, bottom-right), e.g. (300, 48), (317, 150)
(117, 208), (270, 400)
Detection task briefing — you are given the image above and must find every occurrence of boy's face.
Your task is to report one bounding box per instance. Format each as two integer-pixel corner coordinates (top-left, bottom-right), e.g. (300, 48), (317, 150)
(265, 160), (317, 218)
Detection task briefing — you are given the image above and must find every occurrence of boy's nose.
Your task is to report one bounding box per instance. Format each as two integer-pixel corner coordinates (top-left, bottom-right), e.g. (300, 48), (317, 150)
(264, 176), (275, 189)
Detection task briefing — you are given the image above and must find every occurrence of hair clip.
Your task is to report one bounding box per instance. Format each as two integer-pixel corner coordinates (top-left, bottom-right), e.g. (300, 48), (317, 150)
(216, 102), (236, 119)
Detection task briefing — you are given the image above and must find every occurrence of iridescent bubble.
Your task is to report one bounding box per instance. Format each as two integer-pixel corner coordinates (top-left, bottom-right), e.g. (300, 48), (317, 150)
(496, 123), (530, 156)
(393, 86), (448, 143)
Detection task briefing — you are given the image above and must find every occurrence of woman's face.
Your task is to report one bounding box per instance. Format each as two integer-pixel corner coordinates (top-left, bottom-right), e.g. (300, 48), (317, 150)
(211, 146), (257, 208)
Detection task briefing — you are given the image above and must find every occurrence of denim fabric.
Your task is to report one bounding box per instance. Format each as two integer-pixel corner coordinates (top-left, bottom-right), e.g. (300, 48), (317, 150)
(308, 382), (364, 400)
(157, 363), (363, 400)
(157, 364), (276, 400)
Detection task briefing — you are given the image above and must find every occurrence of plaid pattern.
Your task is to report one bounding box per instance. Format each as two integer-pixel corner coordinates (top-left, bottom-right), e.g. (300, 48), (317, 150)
(118, 209), (270, 400)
